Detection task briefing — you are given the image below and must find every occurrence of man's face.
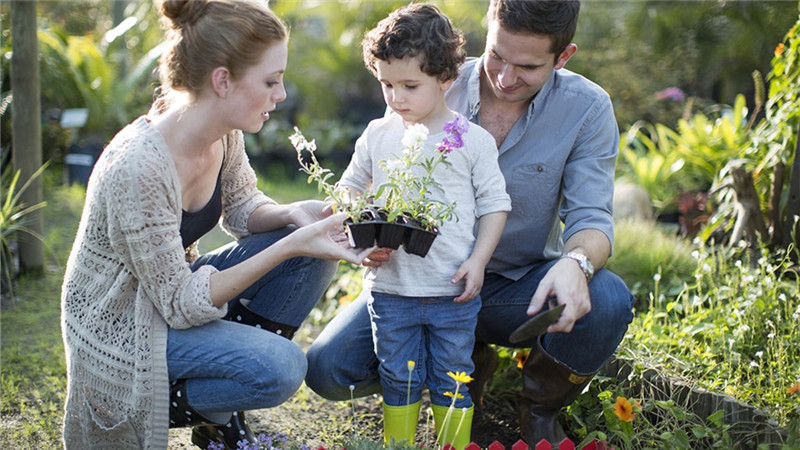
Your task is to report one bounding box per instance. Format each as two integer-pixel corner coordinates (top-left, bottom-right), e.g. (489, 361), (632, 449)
(482, 20), (574, 105)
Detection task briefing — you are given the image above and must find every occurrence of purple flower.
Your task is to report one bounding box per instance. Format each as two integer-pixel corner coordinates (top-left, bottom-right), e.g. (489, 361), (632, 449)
(436, 114), (469, 154)
(257, 433), (273, 448)
(207, 443), (225, 450)
(236, 441), (257, 450)
(655, 87), (685, 102)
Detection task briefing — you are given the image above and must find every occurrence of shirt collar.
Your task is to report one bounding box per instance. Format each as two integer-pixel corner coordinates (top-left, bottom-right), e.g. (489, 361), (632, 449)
(529, 69), (558, 119)
(466, 56), (484, 121)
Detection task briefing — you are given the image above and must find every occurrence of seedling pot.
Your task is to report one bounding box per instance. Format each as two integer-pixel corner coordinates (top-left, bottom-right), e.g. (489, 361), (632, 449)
(403, 226), (438, 257)
(345, 209), (381, 248)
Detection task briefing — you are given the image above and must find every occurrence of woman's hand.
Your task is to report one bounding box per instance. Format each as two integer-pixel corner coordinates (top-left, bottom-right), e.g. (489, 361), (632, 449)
(289, 213), (375, 265)
(287, 200), (332, 227)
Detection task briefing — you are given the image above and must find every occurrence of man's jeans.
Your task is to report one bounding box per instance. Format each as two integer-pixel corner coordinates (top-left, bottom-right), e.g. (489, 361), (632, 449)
(369, 292), (480, 408)
(306, 259), (634, 401)
(167, 228), (338, 415)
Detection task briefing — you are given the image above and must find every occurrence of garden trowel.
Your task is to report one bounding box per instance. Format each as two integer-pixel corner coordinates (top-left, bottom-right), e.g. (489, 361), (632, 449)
(509, 303), (566, 344)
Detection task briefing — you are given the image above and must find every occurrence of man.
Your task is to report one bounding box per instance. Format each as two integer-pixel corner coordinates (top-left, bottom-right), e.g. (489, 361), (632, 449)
(306, 0), (634, 445)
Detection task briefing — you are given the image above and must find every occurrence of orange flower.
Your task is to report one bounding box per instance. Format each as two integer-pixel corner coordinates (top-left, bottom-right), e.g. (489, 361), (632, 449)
(787, 382), (800, 395)
(775, 43), (785, 56)
(513, 350), (529, 369)
(338, 294), (353, 306)
(613, 396), (635, 423)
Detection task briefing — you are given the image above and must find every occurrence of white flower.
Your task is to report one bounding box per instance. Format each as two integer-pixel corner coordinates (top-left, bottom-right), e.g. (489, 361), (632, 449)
(702, 263), (711, 272)
(749, 361), (759, 369)
(756, 351), (763, 358)
(383, 159), (405, 173)
(768, 333), (776, 339)
(739, 324), (751, 333)
(401, 123), (429, 150)
(653, 273), (661, 282)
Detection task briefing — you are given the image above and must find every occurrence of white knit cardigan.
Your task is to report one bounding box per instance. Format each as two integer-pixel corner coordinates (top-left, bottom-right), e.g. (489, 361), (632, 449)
(60, 117), (275, 449)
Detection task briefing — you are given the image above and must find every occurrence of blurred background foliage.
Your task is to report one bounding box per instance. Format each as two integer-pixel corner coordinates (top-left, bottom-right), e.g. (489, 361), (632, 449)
(1, 0), (796, 173)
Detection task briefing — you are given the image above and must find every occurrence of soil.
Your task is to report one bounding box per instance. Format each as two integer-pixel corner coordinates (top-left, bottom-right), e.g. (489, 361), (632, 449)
(166, 325), (524, 450)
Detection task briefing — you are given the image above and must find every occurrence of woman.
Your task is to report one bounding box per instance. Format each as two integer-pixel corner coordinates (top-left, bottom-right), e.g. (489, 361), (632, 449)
(60, 1), (371, 448)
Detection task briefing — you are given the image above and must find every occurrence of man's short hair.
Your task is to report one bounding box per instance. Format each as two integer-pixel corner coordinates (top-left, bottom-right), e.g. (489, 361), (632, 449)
(487, 0), (580, 56)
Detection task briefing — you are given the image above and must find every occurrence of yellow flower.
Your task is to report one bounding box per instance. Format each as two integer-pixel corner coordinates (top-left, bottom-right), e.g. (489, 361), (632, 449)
(447, 371), (474, 384)
(775, 43), (785, 57)
(787, 382), (800, 395)
(407, 361), (416, 370)
(444, 391), (464, 399)
(513, 350), (529, 369)
(613, 396), (635, 423)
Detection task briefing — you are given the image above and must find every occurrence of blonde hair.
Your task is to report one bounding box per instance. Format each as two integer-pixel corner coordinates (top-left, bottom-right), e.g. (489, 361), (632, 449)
(158, 0), (287, 98)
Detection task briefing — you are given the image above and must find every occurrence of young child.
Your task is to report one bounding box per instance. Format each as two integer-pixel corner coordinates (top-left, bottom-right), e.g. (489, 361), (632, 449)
(337, 4), (511, 448)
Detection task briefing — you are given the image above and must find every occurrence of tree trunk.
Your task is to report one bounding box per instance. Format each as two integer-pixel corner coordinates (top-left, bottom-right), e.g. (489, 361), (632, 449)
(782, 122), (800, 249)
(729, 166), (768, 249)
(10, 0), (44, 272)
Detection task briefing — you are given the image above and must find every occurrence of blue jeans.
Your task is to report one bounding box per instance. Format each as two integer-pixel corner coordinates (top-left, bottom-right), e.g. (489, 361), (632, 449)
(306, 260), (634, 401)
(167, 229), (338, 415)
(369, 292), (479, 408)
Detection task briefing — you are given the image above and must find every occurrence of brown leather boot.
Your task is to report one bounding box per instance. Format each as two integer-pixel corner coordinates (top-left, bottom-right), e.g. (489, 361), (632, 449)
(516, 336), (596, 446)
(467, 341), (499, 416)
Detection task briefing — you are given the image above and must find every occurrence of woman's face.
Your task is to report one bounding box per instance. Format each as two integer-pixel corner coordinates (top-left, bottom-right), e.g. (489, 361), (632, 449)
(228, 40), (288, 133)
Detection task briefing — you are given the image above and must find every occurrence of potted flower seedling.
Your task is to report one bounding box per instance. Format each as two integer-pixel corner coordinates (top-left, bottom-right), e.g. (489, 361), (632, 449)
(372, 117), (464, 256)
(290, 128), (379, 248)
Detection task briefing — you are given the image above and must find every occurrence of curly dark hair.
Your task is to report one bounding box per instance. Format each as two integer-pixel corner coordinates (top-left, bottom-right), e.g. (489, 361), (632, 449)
(487, 0), (580, 58)
(362, 3), (465, 83)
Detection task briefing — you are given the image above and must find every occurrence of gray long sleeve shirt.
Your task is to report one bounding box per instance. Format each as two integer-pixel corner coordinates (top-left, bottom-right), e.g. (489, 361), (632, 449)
(340, 113), (511, 296)
(445, 57), (619, 280)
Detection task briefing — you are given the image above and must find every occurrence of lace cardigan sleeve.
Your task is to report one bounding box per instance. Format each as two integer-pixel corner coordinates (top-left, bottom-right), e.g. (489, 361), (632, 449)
(220, 131), (276, 239)
(104, 138), (226, 329)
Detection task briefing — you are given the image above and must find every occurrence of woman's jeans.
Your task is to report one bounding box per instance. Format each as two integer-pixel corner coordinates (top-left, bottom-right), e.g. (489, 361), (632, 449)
(306, 259), (634, 401)
(369, 292), (480, 408)
(166, 228), (338, 415)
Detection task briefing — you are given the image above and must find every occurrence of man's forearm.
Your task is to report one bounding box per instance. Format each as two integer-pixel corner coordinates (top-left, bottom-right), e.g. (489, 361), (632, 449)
(563, 228), (611, 270)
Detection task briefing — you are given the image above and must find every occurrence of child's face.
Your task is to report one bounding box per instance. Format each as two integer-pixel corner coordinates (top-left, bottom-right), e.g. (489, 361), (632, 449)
(375, 56), (452, 128)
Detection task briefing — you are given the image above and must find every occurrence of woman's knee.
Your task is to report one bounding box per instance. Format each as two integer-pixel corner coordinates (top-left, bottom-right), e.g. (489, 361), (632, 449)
(250, 340), (307, 406)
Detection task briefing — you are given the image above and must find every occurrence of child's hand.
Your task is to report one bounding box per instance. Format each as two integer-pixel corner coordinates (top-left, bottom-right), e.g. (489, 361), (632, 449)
(361, 248), (393, 267)
(451, 257), (486, 303)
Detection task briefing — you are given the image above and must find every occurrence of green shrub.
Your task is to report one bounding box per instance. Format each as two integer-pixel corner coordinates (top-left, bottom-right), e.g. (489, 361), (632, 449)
(606, 219), (696, 307)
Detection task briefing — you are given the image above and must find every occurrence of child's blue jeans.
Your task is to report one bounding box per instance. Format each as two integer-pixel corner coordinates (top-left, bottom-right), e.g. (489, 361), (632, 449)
(368, 291), (480, 408)
(166, 228), (338, 416)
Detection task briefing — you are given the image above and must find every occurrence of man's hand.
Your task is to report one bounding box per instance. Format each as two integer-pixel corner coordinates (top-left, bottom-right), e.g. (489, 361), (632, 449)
(527, 258), (591, 333)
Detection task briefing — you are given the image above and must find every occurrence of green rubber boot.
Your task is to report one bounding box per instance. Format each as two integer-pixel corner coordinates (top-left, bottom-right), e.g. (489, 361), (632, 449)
(383, 400), (421, 446)
(432, 404), (474, 450)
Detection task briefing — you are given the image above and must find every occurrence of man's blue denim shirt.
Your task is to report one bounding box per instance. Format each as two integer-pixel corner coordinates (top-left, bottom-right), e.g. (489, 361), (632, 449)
(445, 56), (619, 280)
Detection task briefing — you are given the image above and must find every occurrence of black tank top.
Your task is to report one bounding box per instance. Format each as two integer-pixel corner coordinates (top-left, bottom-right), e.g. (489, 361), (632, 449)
(179, 167), (223, 249)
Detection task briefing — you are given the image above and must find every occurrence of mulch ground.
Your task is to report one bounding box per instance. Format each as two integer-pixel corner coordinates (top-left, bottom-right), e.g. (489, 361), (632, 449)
(167, 326), (525, 449)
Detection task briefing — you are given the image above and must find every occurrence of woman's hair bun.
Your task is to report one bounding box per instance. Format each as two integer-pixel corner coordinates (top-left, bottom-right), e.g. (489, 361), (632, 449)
(159, 0), (208, 29)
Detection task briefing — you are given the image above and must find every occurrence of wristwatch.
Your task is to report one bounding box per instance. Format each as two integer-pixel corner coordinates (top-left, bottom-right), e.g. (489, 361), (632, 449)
(560, 251), (594, 282)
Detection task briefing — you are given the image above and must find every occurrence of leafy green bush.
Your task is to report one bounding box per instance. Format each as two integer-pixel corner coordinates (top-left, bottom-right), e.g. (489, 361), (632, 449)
(606, 219), (696, 307)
